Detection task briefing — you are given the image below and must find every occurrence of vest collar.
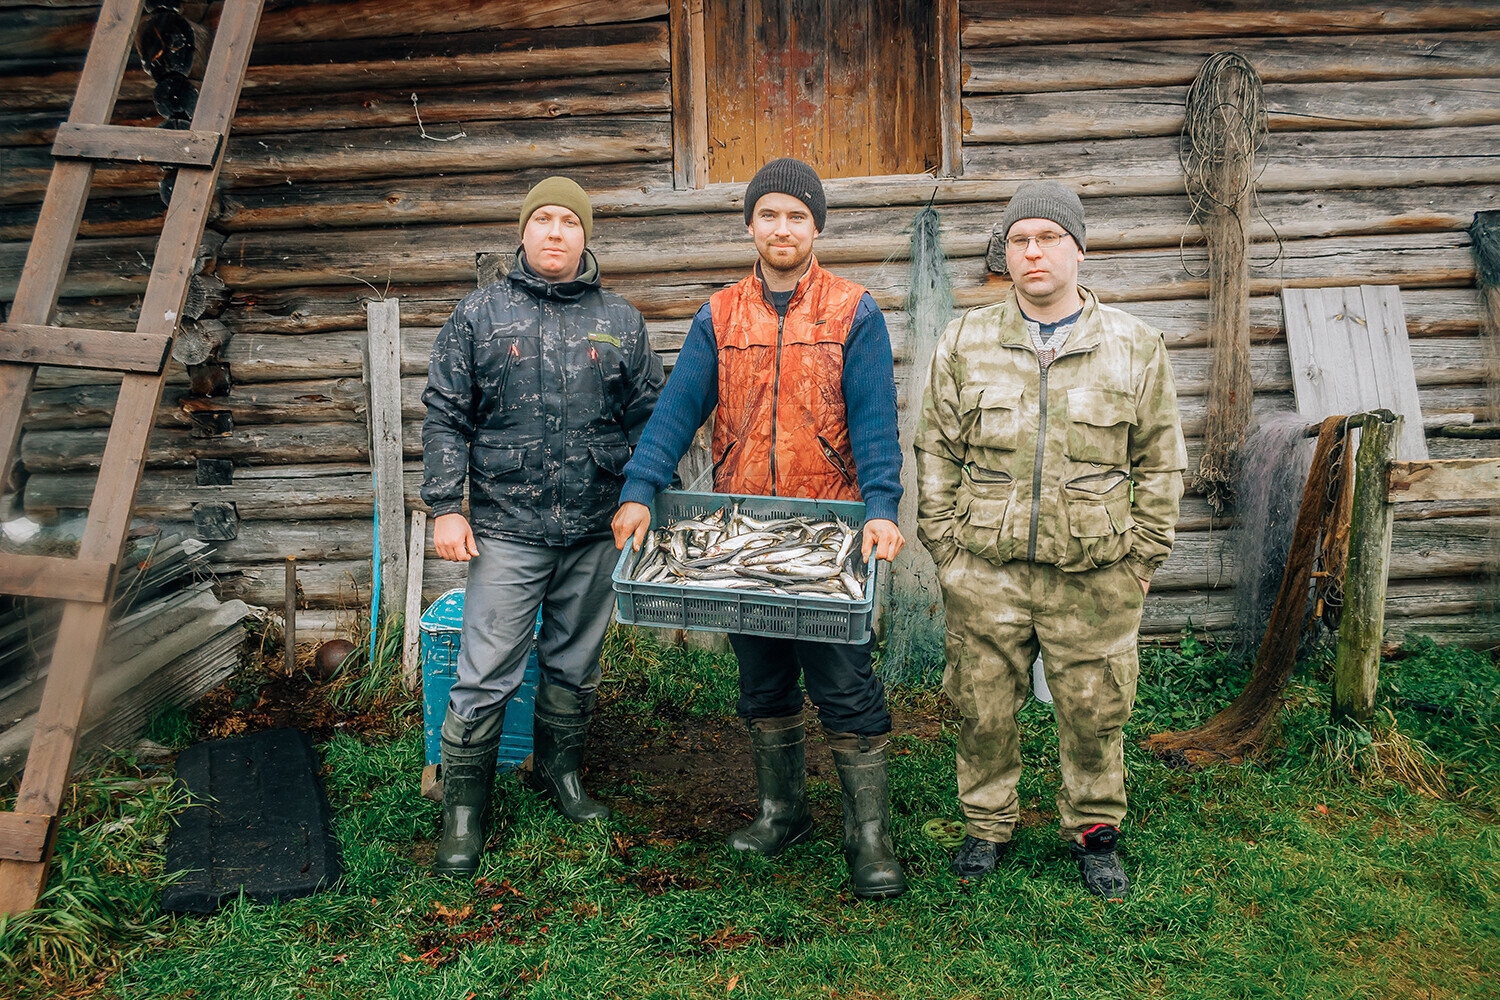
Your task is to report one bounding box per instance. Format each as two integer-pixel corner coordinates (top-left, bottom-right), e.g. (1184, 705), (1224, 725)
(750, 255), (824, 312)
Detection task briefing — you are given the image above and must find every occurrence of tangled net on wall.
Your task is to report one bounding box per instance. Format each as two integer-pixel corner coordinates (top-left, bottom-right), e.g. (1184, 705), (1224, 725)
(1145, 416), (1354, 765)
(1180, 51), (1272, 514)
(882, 202), (953, 684)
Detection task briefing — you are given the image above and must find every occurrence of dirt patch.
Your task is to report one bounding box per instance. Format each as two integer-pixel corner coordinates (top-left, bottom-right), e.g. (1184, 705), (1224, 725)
(191, 642), (409, 744)
(585, 697), (942, 843)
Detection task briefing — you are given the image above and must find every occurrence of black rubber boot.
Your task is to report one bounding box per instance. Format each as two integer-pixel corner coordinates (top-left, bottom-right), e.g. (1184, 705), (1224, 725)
(433, 707), (506, 877)
(528, 681), (610, 822)
(727, 715), (814, 856)
(827, 732), (907, 900)
(951, 835), (1011, 879)
(1070, 823), (1130, 899)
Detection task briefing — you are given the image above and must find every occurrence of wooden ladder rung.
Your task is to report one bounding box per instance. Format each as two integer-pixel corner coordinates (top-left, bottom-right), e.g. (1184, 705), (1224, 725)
(0, 812), (51, 863)
(0, 553), (115, 603)
(51, 122), (223, 168)
(0, 322), (173, 374)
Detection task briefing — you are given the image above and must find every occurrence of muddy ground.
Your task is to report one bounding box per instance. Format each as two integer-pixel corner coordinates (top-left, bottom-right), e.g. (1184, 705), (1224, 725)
(189, 640), (949, 845)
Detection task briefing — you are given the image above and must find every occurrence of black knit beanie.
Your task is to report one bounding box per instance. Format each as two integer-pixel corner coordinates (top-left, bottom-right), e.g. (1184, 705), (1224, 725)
(743, 157), (826, 231)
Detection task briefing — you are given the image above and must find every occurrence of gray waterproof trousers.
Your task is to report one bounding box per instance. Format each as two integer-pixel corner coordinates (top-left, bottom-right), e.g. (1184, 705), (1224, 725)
(448, 535), (618, 721)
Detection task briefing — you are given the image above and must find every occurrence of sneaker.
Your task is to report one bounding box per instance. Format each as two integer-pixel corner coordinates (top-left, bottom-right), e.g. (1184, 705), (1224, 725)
(1069, 823), (1129, 899)
(950, 835), (1010, 879)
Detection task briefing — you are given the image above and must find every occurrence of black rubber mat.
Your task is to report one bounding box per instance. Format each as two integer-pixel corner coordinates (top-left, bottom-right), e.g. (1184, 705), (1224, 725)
(162, 728), (342, 914)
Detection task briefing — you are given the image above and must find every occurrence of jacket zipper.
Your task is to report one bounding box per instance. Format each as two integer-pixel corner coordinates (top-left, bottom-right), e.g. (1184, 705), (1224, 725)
(965, 462), (1012, 485)
(498, 341), (520, 399)
(769, 310), (785, 495)
(1028, 365), (1048, 562)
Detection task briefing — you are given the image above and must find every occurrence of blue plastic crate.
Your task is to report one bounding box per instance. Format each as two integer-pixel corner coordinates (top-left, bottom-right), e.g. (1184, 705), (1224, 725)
(612, 490), (877, 644)
(420, 588), (540, 769)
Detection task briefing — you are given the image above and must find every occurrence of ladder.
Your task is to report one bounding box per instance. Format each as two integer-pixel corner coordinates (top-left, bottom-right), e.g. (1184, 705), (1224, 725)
(0, 0), (263, 914)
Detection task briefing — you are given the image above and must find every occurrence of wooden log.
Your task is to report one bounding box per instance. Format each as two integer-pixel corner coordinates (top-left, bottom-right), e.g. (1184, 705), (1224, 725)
(0, 115), (673, 204)
(135, 8), (210, 81)
(1332, 414), (1402, 724)
(207, 514), (1497, 610)
(959, 2), (1500, 48)
(203, 283), (1482, 340)
(962, 126), (1500, 194)
(963, 31), (1500, 94)
(0, 0), (668, 61)
(19, 421), (373, 471)
(3, 23), (669, 117)
(964, 78), (1500, 146)
(25, 376), (367, 429)
(365, 298), (407, 623)
(170, 317), (230, 366)
(1387, 457), (1500, 502)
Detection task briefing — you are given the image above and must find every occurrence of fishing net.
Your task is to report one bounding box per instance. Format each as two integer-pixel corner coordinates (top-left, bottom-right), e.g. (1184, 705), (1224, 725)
(1146, 416), (1354, 764)
(1181, 52), (1268, 514)
(882, 204), (953, 684)
(1228, 413), (1316, 658)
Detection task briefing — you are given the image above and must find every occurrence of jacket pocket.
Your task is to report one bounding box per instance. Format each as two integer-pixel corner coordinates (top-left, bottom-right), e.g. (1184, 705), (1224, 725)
(1065, 386), (1135, 466)
(588, 442), (630, 478)
(470, 443), (526, 479)
(959, 383), (1024, 452)
(953, 485), (1015, 565)
(1061, 472), (1134, 571)
(817, 435), (854, 486)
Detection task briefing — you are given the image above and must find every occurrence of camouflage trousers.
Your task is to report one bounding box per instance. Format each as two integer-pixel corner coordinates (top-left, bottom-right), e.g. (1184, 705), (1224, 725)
(938, 549), (1144, 843)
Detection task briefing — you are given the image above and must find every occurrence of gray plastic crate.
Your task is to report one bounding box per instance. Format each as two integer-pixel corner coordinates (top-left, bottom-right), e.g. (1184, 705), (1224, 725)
(611, 490), (876, 644)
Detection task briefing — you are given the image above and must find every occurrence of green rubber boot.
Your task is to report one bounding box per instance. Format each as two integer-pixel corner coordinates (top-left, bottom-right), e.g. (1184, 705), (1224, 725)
(433, 707), (506, 877)
(727, 715), (814, 856)
(827, 732), (907, 900)
(529, 681), (610, 822)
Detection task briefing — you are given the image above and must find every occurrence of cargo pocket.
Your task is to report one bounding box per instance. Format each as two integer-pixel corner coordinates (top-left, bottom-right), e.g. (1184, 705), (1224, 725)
(959, 383), (1024, 453)
(1095, 645), (1140, 737)
(1062, 471), (1134, 571)
(954, 485), (1014, 565)
(1065, 387), (1134, 466)
(942, 629), (978, 718)
(469, 444), (527, 507)
(588, 442), (630, 479)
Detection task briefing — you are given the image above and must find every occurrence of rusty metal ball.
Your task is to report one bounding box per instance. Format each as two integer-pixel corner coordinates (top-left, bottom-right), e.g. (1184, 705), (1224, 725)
(313, 639), (355, 680)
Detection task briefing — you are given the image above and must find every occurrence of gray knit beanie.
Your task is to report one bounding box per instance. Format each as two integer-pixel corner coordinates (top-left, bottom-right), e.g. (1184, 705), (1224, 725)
(1000, 180), (1086, 251)
(743, 157), (826, 231)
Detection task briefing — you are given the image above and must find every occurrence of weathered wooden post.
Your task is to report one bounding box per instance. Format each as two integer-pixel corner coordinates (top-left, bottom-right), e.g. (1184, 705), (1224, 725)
(1331, 411), (1401, 725)
(365, 298), (408, 624)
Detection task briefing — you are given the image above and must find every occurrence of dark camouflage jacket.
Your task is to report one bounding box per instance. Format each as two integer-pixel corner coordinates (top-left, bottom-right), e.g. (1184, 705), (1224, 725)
(421, 250), (665, 545)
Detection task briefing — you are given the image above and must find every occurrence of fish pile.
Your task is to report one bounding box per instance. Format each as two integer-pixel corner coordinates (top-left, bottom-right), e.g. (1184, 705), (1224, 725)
(627, 505), (868, 600)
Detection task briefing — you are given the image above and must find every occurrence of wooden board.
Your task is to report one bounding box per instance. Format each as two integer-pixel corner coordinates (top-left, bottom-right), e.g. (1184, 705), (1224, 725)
(1283, 285), (1430, 460)
(364, 299), (406, 623)
(0, 322), (171, 373)
(1388, 458), (1500, 502)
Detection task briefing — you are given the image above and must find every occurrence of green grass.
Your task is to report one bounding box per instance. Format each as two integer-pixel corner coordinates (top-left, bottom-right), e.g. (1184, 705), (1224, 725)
(3, 631), (1498, 1000)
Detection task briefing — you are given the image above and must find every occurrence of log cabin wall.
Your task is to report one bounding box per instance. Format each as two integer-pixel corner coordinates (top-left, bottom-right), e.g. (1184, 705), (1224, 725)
(1, 0), (1496, 645)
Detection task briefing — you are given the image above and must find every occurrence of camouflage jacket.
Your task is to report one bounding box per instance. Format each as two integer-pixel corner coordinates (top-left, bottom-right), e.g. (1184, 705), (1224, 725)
(421, 250), (665, 546)
(913, 287), (1187, 582)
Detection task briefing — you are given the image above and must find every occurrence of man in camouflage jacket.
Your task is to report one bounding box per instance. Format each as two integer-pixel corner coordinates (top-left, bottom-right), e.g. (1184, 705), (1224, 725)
(422, 176), (664, 876)
(914, 180), (1186, 898)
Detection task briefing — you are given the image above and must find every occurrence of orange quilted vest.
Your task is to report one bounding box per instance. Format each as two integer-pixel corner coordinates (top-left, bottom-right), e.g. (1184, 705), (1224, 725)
(709, 257), (866, 501)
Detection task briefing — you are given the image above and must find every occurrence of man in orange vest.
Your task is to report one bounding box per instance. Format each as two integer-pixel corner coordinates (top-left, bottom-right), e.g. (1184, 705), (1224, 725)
(612, 158), (907, 899)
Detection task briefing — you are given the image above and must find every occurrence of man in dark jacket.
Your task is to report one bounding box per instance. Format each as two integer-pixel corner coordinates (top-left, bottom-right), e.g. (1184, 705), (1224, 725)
(422, 176), (664, 876)
(611, 158), (907, 899)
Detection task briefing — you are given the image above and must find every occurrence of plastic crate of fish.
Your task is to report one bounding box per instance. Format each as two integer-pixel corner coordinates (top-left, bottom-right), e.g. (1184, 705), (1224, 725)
(611, 490), (877, 644)
(420, 589), (541, 769)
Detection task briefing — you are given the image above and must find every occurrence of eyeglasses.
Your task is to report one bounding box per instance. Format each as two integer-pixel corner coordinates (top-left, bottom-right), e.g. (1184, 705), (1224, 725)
(1006, 232), (1068, 251)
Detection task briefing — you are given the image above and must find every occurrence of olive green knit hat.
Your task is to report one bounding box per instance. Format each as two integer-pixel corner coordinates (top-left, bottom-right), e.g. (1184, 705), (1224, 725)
(519, 176), (593, 244)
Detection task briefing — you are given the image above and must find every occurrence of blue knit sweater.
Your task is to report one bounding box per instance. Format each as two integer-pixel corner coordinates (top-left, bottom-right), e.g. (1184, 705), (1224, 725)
(620, 291), (903, 523)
